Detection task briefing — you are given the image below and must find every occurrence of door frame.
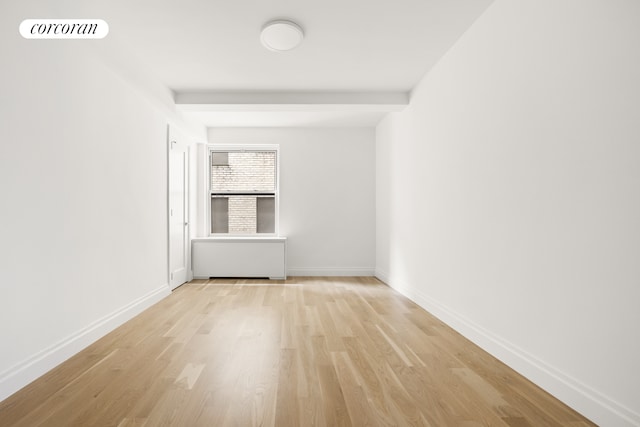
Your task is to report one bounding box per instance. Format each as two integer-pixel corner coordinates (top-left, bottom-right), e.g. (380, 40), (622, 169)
(167, 125), (191, 290)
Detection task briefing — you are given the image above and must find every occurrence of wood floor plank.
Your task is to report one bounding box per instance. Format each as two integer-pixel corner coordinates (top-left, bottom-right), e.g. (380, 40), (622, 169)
(0, 277), (597, 426)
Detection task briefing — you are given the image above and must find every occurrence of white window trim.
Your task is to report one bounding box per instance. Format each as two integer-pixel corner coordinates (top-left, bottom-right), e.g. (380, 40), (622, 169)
(207, 144), (280, 237)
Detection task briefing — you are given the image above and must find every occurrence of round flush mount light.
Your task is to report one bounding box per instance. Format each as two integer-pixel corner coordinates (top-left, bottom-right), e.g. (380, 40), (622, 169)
(260, 20), (304, 52)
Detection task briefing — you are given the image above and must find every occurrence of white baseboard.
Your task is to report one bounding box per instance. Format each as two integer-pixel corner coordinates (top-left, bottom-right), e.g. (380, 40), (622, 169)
(288, 267), (375, 277)
(0, 284), (171, 403)
(374, 268), (390, 285)
(378, 274), (640, 427)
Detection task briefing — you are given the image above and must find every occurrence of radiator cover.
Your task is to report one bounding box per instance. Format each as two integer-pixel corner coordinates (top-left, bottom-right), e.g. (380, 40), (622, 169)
(191, 237), (287, 280)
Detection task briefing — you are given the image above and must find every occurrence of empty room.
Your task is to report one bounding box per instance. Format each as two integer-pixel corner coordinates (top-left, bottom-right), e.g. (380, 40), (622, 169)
(1, 0), (639, 426)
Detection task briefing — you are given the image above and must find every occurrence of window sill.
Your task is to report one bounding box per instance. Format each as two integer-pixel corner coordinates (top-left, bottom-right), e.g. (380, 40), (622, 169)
(192, 236), (286, 243)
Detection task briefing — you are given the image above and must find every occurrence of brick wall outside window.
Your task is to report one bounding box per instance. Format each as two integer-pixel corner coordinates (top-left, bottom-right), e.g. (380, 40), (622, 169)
(211, 151), (276, 234)
(211, 152), (275, 192)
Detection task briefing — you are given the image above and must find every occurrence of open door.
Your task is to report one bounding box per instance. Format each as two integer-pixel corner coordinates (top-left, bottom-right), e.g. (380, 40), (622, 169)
(168, 128), (189, 290)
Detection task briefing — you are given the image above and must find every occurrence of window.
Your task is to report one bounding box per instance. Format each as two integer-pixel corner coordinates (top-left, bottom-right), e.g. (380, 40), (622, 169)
(209, 146), (278, 235)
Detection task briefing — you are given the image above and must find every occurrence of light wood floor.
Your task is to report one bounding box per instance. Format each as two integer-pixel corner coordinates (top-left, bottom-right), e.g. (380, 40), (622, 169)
(0, 277), (595, 426)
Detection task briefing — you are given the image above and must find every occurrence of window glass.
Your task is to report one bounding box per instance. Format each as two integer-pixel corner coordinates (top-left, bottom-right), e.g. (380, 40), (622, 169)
(210, 149), (277, 235)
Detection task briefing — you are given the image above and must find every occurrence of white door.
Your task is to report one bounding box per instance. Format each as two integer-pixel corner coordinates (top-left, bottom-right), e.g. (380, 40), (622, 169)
(169, 133), (189, 290)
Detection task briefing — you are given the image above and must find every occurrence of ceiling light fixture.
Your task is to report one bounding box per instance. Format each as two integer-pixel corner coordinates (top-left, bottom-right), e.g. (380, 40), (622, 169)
(260, 20), (304, 52)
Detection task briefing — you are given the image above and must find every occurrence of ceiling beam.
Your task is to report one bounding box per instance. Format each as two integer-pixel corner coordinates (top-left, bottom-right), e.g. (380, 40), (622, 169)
(174, 91), (408, 112)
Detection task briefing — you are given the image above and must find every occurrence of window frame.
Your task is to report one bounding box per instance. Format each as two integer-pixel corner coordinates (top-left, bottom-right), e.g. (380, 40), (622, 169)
(207, 144), (280, 237)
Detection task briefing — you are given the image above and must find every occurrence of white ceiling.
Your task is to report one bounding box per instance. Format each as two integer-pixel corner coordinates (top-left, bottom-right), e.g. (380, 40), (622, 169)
(52, 0), (493, 127)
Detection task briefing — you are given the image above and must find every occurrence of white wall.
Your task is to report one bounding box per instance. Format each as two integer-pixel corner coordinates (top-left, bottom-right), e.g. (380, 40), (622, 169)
(207, 128), (376, 276)
(376, 1), (640, 426)
(0, 4), (205, 401)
